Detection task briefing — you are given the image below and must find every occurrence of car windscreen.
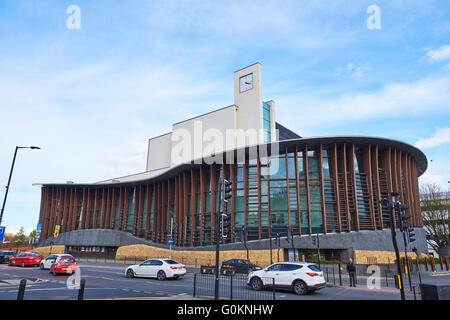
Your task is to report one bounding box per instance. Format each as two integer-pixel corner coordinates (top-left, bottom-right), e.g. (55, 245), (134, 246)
(28, 253), (41, 257)
(60, 258), (75, 263)
(308, 265), (321, 272)
(164, 260), (179, 265)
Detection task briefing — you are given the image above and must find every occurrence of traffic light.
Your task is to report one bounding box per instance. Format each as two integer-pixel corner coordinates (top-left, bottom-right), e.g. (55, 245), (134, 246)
(407, 227), (416, 243)
(223, 179), (233, 202)
(240, 228), (246, 243)
(221, 214), (231, 238)
(395, 201), (410, 232)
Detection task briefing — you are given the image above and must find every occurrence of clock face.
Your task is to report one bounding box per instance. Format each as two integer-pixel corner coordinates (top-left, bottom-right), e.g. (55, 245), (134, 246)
(239, 73), (253, 93)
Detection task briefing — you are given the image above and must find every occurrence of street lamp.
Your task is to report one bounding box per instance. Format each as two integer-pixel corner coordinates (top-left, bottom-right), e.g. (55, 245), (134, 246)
(0, 146), (41, 226)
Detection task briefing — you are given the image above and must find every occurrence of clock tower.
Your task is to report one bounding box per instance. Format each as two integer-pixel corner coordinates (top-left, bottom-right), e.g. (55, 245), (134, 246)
(234, 63), (275, 147)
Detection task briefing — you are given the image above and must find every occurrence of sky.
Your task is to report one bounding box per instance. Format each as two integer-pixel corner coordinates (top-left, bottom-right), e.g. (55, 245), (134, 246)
(0, 0), (449, 234)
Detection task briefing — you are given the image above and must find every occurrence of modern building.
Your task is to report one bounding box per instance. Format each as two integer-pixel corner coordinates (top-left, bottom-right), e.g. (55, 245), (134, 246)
(35, 63), (428, 261)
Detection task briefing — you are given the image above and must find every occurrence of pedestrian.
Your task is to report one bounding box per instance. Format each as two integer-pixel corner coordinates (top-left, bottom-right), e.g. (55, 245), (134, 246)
(347, 258), (356, 287)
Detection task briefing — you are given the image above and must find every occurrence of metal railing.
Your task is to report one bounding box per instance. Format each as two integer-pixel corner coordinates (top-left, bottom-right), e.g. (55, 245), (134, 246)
(193, 273), (276, 300)
(322, 263), (423, 299)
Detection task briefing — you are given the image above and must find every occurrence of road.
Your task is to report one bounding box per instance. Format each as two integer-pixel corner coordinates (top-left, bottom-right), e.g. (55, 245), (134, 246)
(0, 262), (443, 300)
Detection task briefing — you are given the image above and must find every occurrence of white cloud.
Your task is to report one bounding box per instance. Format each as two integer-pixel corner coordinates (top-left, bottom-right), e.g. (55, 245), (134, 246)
(419, 172), (449, 190)
(279, 76), (450, 129)
(333, 62), (371, 78)
(415, 128), (450, 149)
(424, 45), (450, 63)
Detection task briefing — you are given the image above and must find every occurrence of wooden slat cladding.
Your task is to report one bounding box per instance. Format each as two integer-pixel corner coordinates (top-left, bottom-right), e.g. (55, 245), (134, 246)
(36, 143), (424, 245)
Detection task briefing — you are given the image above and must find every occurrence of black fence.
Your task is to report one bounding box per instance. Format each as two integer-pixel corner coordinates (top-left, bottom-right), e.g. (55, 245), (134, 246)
(322, 263), (423, 296)
(193, 273), (276, 300)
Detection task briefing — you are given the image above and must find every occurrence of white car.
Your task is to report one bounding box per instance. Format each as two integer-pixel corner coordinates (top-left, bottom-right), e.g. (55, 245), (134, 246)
(125, 259), (186, 280)
(247, 262), (326, 295)
(40, 254), (74, 270)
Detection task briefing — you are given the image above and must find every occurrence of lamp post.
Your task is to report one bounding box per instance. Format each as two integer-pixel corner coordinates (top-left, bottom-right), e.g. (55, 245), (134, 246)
(0, 146), (40, 226)
(168, 210), (174, 259)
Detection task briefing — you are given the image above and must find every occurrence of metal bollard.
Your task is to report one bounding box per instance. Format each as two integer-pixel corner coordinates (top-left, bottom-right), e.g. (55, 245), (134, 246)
(272, 278), (276, 300)
(385, 271), (389, 287)
(413, 286), (417, 300)
(230, 275), (233, 300)
(193, 273), (197, 297)
(78, 279), (86, 300)
(17, 279), (27, 300)
(338, 264), (342, 286)
(333, 268), (336, 285)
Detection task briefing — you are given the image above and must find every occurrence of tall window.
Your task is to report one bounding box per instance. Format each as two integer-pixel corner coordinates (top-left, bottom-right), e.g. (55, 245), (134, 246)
(126, 188), (135, 232)
(298, 151), (309, 234)
(263, 102), (271, 143)
(322, 148), (339, 232)
(308, 150), (324, 233)
(234, 163), (246, 242)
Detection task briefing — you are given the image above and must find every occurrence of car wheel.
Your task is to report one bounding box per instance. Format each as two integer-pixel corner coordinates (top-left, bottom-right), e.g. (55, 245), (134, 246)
(8, 260), (12, 266)
(157, 270), (166, 281)
(250, 277), (263, 291)
(126, 269), (135, 278)
(21, 261), (26, 268)
(293, 280), (307, 295)
(40, 264), (44, 270)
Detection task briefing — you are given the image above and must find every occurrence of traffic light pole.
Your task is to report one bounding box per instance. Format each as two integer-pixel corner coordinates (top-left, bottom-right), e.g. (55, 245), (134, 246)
(402, 231), (413, 290)
(276, 233), (280, 262)
(214, 175), (223, 300)
(317, 235), (321, 269)
(388, 196), (405, 300)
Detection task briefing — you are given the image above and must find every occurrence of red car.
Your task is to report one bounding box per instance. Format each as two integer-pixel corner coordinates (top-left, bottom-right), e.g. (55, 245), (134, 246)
(9, 252), (43, 267)
(50, 256), (77, 275)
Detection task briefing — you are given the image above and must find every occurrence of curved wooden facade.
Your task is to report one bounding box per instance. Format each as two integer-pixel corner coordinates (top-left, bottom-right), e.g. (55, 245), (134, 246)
(37, 137), (426, 247)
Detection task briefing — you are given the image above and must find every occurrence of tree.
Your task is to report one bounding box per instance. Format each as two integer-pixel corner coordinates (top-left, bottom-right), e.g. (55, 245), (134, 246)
(12, 227), (26, 248)
(28, 230), (36, 248)
(420, 183), (449, 255)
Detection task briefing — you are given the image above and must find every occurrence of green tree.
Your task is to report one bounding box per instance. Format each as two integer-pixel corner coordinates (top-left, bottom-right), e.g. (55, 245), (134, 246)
(28, 230), (37, 248)
(421, 183), (450, 255)
(12, 227), (26, 248)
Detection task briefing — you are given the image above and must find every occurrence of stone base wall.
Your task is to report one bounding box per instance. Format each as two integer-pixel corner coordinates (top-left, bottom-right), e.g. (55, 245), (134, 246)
(116, 244), (279, 267)
(353, 249), (428, 264)
(31, 245), (65, 257)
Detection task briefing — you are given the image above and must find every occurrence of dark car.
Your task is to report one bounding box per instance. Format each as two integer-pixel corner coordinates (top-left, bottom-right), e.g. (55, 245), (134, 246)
(221, 259), (262, 274)
(0, 251), (16, 264)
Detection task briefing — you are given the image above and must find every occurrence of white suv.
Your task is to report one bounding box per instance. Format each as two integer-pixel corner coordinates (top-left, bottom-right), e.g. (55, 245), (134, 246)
(247, 262), (326, 295)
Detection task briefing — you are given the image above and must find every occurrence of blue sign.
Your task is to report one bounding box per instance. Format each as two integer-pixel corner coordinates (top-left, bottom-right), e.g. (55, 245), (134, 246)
(0, 226), (5, 243)
(34, 222), (42, 244)
(168, 238), (174, 245)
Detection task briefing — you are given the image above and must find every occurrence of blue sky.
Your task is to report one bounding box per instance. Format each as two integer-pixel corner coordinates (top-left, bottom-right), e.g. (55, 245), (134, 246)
(0, 0), (449, 234)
